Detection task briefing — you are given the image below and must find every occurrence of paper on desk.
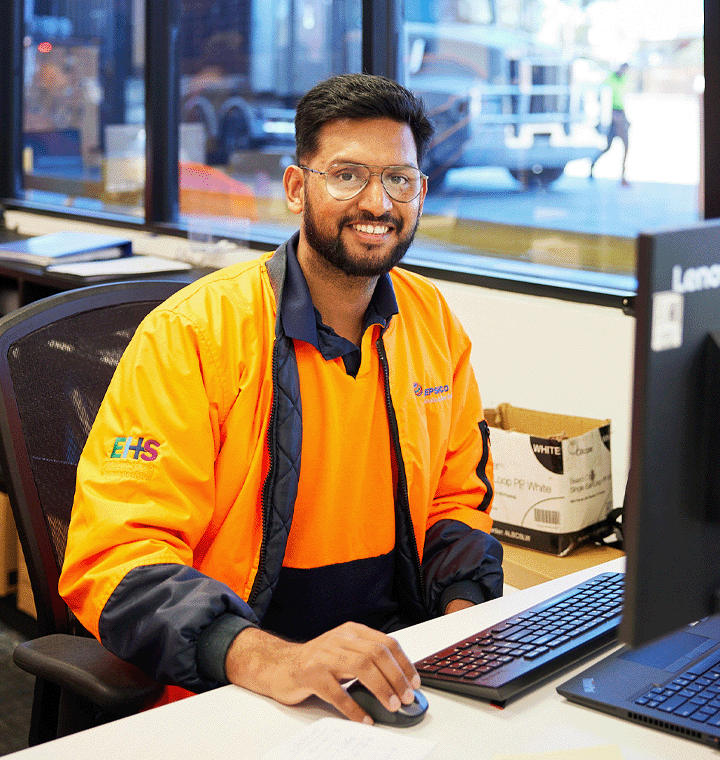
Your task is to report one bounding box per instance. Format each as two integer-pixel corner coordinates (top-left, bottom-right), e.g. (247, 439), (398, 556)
(261, 717), (435, 760)
(494, 745), (625, 760)
(46, 255), (191, 277)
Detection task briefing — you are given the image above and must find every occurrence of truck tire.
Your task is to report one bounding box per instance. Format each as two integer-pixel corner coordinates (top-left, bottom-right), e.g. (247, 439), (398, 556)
(509, 167), (564, 189)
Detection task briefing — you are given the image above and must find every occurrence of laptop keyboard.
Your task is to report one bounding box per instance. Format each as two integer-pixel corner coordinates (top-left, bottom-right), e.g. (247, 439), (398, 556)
(635, 647), (720, 725)
(415, 570), (624, 705)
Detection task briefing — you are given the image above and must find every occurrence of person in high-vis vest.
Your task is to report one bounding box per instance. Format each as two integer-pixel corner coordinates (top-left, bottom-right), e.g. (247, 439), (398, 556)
(589, 63), (632, 186)
(59, 73), (504, 726)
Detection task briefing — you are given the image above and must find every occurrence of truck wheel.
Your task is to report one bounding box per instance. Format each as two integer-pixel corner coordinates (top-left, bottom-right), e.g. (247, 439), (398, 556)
(221, 109), (251, 160)
(509, 167), (564, 189)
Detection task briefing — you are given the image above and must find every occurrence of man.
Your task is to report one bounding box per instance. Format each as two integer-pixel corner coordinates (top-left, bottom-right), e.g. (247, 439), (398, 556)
(59, 73), (503, 725)
(589, 63), (631, 186)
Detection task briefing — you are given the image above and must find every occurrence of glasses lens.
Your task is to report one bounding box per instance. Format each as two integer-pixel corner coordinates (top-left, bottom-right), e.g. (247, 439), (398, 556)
(381, 166), (423, 201)
(326, 164), (371, 200)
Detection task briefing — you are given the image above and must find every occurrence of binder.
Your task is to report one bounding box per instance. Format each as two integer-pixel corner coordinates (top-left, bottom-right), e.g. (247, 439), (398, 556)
(0, 231), (133, 267)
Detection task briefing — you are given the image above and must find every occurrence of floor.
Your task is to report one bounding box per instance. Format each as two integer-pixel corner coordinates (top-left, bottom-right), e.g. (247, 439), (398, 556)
(0, 599), (37, 757)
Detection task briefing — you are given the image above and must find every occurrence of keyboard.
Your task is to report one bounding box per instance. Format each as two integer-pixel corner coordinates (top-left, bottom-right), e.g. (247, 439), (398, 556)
(415, 570), (624, 705)
(634, 647), (720, 724)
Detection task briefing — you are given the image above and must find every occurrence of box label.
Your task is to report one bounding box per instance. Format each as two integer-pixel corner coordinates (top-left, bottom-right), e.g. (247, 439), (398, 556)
(489, 415), (612, 555)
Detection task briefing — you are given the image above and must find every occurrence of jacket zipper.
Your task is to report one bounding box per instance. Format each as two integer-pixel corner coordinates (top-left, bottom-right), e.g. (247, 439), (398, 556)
(477, 420), (493, 512)
(248, 340), (279, 607)
(376, 335), (426, 605)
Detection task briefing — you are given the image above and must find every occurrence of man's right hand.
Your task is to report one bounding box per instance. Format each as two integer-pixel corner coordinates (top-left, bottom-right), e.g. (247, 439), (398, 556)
(224, 621), (421, 724)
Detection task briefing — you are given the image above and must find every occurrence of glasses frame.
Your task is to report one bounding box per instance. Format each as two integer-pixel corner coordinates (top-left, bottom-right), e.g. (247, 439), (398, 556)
(298, 163), (427, 203)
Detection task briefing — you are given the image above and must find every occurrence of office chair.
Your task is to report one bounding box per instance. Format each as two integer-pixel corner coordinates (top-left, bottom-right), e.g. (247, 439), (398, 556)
(0, 279), (188, 744)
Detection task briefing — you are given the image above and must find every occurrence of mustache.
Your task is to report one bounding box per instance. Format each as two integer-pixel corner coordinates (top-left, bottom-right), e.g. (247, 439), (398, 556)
(341, 212), (402, 228)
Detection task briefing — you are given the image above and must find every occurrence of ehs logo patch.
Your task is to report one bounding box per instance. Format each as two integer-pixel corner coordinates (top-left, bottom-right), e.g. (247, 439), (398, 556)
(110, 436), (160, 462)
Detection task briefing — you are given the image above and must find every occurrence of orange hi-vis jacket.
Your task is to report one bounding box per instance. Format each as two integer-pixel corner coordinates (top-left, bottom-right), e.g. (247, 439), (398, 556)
(59, 235), (503, 700)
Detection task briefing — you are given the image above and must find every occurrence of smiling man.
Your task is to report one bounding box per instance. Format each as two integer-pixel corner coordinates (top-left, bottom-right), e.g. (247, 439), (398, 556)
(59, 74), (503, 726)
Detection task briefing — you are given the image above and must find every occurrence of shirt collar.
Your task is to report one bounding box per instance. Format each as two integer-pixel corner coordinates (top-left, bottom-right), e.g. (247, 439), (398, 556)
(280, 233), (399, 349)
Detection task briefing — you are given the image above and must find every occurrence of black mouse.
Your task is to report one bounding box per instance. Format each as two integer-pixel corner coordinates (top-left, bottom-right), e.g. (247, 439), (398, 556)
(346, 680), (428, 727)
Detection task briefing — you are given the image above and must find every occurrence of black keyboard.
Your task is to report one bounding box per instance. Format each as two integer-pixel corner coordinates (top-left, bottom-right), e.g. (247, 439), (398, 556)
(415, 571), (624, 705)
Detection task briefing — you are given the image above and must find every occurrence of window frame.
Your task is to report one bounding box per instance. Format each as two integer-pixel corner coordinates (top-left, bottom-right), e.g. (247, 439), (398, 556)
(0, 0), (714, 310)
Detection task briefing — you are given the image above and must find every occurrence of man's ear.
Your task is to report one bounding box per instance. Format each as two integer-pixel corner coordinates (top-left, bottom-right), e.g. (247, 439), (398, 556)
(284, 165), (305, 216)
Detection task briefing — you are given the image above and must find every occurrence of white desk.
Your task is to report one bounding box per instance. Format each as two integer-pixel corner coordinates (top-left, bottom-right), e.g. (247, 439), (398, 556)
(9, 558), (718, 759)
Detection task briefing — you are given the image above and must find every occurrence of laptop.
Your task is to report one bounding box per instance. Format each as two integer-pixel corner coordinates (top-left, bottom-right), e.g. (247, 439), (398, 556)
(557, 614), (720, 749)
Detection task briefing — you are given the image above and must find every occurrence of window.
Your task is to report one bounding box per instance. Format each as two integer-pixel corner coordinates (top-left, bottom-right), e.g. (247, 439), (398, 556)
(21, 0), (146, 217)
(177, 0), (361, 243)
(402, 0), (703, 295)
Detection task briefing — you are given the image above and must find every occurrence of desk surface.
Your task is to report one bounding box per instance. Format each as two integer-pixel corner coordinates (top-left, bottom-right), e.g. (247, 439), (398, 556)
(9, 558), (717, 760)
(501, 542), (625, 590)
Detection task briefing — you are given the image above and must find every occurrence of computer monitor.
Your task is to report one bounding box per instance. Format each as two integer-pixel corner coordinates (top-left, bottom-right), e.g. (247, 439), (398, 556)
(620, 219), (720, 648)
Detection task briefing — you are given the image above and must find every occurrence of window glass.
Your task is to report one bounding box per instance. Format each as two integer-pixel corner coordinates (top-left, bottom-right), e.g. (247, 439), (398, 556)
(178, 0), (361, 246)
(403, 0), (703, 281)
(22, 0), (145, 216)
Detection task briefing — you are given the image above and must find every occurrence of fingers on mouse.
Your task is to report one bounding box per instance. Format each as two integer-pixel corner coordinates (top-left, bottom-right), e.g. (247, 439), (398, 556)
(346, 680), (428, 727)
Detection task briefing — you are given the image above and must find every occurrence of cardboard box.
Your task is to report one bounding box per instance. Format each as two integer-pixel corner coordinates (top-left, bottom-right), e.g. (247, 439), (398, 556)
(486, 403), (613, 555)
(0, 491), (18, 596)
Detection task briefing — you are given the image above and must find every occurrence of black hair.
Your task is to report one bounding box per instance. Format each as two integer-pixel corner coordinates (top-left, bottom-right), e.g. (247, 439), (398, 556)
(294, 73), (434, 165)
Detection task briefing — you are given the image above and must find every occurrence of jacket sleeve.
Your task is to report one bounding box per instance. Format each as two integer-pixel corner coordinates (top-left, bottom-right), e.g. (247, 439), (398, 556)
(99, 565), (258, 691)
(422, 308), (504, 614)
(59, 306), (257, 692)
(422, 519), (504, 613)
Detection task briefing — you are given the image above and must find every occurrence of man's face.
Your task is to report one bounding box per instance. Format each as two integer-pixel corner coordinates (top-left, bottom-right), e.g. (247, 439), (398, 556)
(298, 117), (426, 278)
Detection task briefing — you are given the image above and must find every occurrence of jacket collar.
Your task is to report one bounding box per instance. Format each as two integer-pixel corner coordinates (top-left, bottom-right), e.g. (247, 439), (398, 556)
(266, 232), (399, 344)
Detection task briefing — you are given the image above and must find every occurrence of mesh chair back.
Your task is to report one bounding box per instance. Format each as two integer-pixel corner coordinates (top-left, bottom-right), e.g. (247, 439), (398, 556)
(0, 280), (185, 636)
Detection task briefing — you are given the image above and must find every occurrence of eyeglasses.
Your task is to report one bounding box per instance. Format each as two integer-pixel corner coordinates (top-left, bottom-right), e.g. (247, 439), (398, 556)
(299, 163), (426, 203)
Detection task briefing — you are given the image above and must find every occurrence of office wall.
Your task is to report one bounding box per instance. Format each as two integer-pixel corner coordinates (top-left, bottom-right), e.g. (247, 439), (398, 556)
(433, 279), (635, 510)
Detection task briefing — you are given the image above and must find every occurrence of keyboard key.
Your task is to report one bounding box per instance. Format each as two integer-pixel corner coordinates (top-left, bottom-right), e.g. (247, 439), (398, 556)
(523, 647), (550, 660)
(548, 636), (571, 649)
(437, 667), (467, 677)
(690, 711), (710, 723)
(657, 694), (689, 713)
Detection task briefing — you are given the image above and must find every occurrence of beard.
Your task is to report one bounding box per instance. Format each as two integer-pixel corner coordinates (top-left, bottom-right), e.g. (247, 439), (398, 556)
(302, 189), (420, 278)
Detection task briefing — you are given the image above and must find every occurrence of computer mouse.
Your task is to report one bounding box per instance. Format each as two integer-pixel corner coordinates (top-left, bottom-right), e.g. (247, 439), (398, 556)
(346, 680), (428, 727)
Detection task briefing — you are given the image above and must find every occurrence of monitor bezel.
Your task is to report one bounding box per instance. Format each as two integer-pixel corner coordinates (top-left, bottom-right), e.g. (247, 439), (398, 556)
(621, 220), (720, 647)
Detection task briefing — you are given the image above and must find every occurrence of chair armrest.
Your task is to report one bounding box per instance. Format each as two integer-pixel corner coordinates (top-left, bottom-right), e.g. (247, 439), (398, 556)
(14, 634), (163, 714)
